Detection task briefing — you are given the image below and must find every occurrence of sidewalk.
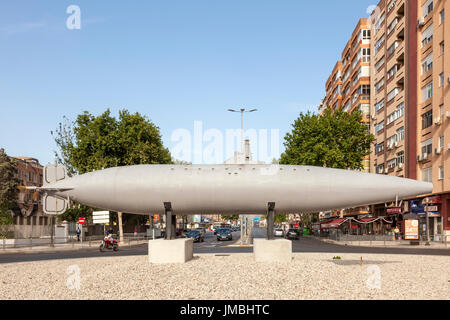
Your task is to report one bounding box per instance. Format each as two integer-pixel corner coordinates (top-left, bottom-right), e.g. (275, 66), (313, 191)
(0, 239), (148, 254)
(313, 236), (449, 249)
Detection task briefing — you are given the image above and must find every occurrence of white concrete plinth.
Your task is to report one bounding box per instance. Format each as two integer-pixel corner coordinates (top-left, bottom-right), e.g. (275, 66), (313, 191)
(253, 239), (292, 263)
(148, 239), (194, 264)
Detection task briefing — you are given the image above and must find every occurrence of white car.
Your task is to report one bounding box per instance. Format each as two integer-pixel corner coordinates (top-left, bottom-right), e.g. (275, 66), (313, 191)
(274, 228), (284, 237)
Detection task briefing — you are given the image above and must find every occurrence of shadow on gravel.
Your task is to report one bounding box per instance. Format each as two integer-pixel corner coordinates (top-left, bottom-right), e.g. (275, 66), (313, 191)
(329, 260), (402, 266)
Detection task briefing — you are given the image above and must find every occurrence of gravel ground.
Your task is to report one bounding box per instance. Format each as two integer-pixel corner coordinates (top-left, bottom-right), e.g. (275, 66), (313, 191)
(0, 253), (449, 300)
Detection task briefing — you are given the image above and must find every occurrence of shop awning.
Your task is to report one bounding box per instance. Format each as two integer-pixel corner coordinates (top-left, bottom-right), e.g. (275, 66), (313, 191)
(321, 219), (346, 229)
(359, 218), (377, 223)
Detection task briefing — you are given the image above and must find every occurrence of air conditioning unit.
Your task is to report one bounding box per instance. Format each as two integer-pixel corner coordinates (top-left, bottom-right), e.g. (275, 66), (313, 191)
(435, 117), (442, 125)
(398, 163), (404, 169)
(388, 143), (394, 150)
(423, 153), (429, 160)
(384, 168), (389, 174)
(446, 111), (450, 119)
(394, 141), (399, 148)
(436, 147), (442, 155)
(447, 143), (450, 151)
(418, 16), (425, 27)
(447, 76), (450, 83)
(418, 155), (423, 162)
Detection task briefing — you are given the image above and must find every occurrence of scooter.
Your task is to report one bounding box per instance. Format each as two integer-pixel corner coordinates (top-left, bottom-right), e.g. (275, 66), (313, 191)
(99, 236), (119, 252)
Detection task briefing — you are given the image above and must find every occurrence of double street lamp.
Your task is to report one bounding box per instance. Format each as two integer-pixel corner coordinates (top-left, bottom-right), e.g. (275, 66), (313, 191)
(227, 108), (258, 153)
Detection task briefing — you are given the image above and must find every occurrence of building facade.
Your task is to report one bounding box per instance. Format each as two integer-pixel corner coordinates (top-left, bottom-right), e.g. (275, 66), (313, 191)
(11, 157), (49, 226)
(369, 0), (450, 240)
(321, 18), (372, 173)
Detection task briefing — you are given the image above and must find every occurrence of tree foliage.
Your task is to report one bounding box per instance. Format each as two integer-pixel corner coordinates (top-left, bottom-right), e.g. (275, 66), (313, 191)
(52, 109), (173, 222)
(0, 148), (18, 231)
(221, 214), (240, 221)
(280, 108), (374, 170)
(53, 109), (173, 175)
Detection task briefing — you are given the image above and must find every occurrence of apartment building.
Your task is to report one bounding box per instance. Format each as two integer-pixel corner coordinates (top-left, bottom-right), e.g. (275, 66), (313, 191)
(11, 157), (49, 226)
(370, 0), (450, 240)
(319, 19), (372, 219)
(321, 19), (372, 173)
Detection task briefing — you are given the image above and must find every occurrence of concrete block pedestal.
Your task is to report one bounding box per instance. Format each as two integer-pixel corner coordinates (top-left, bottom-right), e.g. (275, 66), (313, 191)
(253, 239), (292, 263)
(148, 238), (194, 264)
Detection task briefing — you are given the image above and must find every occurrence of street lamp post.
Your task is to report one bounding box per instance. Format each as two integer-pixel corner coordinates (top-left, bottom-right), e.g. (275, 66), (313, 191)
(227, 108), (258, 153)
(228, 108), (257, 245)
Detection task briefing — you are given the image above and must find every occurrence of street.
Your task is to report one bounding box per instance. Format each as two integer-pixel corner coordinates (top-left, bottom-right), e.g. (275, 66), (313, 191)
(0, 226), (448, 264)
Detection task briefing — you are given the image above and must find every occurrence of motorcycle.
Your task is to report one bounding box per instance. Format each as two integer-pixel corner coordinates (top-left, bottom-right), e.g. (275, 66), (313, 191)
(99, 236), (119, 252)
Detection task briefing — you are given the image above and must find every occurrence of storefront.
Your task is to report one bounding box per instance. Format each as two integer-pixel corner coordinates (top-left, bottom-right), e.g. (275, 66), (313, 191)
(410, 197), (444, 242)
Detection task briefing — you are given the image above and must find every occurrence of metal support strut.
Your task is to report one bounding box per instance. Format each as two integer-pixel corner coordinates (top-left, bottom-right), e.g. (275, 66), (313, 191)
(267, 202), (275, 240)
(164, 202), (176, 240)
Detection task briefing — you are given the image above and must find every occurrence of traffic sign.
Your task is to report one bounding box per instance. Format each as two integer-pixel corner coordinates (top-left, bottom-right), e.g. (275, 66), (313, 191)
(93, 211), (110, 224)
(78, 218), (86, 225)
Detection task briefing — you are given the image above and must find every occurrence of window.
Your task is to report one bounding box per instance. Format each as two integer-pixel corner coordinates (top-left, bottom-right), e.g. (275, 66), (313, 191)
(388, 0), (397, 12)
(439, 135), (444, 149)
(375, 13), (386, 32)
(375, 99), (385, 112)
(388, 159), (397, 169)
(375, 142), (385, 154)
(376, 164), (385, 174)
(362, 29), (371, 40)
(440, 9), (445, 24)
(422, 110), (433, 129)
(422, 0), (434, 17)
(375, 78), (385, 92)
(440, 73), (444, 87)
(387, 65), (398, 79)
(397, 127), (405, 141)
(421, 24), (433, 48)
(421, 138), (433, 155)
(387, 41), (399, 57)
(387, 88), (400, 101)
(342, 101), (351, 112)
(422, 82), (433, 102)
(421, 167), (433, 182)
(421, 53), (433, 75)
(439, 166), (444, 180)
(387, 134), (398, 147)
(376, 121), (385, 134)
(388, 18), (399, 35)
(375, 57), (385, 70)
(375, 35), (385, 55)
(387, 102), (404, 125)
(396, 151), (405, 165)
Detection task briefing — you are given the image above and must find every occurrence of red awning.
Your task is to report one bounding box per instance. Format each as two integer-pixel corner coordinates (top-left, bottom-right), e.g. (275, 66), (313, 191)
(359, 218), (377, 223)
(321, 219), (346, 229)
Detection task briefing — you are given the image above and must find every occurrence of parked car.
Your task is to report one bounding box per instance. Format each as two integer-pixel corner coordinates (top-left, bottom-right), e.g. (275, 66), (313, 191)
(216, 229), (233, 241)
(186, 230), (204, 243)
(285, 229), (300, 240)
(274, 228), (284, 237)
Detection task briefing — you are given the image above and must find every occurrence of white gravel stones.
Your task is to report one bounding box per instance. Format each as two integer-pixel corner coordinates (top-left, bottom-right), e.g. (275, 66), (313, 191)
(0, 253), (448, 300)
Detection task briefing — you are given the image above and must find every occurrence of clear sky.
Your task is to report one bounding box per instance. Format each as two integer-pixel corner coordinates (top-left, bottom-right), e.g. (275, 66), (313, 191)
(0, 0), (376, 165)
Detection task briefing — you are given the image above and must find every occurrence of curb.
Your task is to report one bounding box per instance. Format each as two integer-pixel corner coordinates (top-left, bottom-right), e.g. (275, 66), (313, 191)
(0, 241), (148, 255)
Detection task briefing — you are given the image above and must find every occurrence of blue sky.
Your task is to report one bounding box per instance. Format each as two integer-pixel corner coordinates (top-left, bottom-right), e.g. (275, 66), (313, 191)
(0, 0), (375, 165)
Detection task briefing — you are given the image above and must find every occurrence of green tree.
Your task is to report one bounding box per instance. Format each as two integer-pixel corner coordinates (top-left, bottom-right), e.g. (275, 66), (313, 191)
(280, 108), (374, 170)
(52, 109), (173, 222)
(53, 109), (173, 175)
(221, 214), (240, 222)
(0, 149), (19, 237)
